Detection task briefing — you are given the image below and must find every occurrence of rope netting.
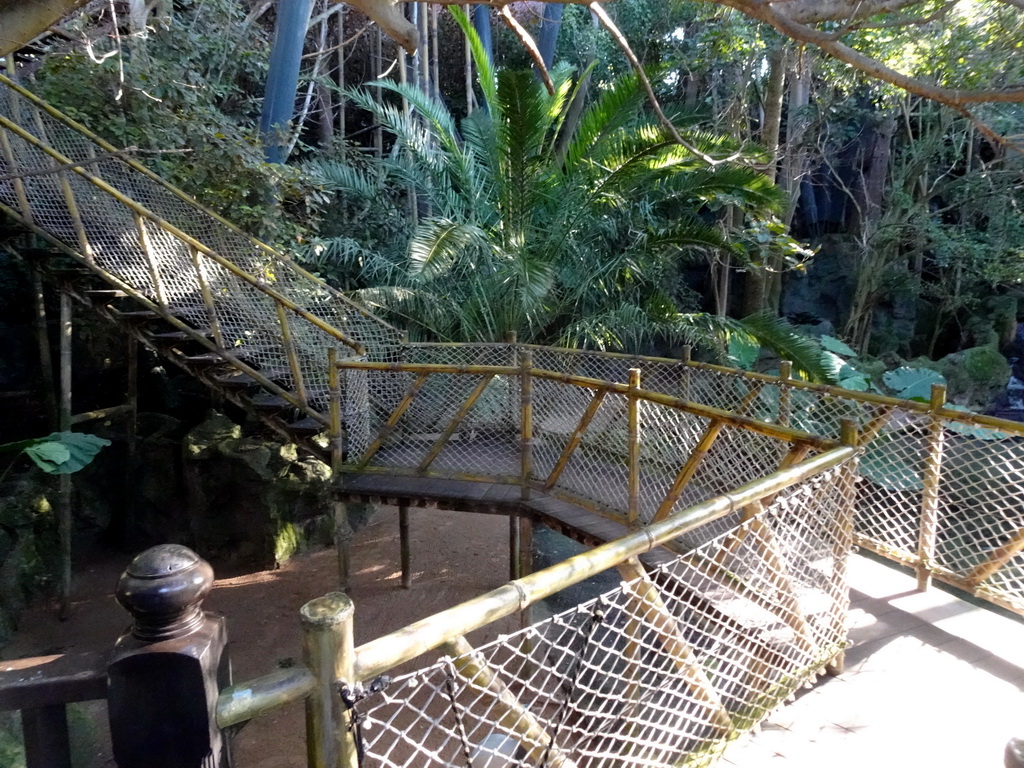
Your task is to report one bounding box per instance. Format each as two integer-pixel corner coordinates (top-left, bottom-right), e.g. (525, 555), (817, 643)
(0, 79), (401, 415)
(520, 347), (1024, 614)
(347, 463), (854, 768)
(351, 346), (813, 533)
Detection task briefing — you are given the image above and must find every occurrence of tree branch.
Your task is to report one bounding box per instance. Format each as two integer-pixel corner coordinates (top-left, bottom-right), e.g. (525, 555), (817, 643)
(497, 6), (554, 95)
(719, 0), (1024, 106)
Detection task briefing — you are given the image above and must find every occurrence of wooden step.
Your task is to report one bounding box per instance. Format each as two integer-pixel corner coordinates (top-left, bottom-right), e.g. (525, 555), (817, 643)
(213, 372), (261, 389)
(147, 328), (212, 344)
(184, 352), (226, 366)
(284, 417), (324, 436)
(250, 393), (291, 411)
(86, 289), (128, 301)
(115, 309), (169, 322)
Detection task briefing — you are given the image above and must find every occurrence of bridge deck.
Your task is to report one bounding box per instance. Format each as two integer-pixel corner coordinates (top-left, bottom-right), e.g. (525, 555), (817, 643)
(723, 555), (1024, 766)
(335, 473), (679, 569)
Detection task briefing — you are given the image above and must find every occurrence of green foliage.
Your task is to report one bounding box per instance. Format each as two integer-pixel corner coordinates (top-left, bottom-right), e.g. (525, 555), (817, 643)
(1, 432), (110, 476)
(308, 17), (801, 360)
(31, 0), (320, 245)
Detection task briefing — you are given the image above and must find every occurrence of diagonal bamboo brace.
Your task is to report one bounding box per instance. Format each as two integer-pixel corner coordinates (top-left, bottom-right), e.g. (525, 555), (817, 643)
(441, 635), (578, 768)
(616, 558), (735, 733)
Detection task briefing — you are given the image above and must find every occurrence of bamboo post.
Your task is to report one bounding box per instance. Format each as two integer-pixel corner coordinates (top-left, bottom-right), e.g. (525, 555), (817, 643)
(301, 592), (357, 768)
(520, 349), (534, 501)
(509, 511), (521, 581)
(917, 383), (946, 592)
(616, 558), (733, 733)
(650, 420), (724, 523)
(543, 389), (607, 490)
(0, 125), (33, 222)
(441, 635), (577, 768)
(189, 246), (225, 350)
(827, 418), (860, 676)
(627, 368), (641, 528)
(32, 272), (57, 429)
(124, 335), (138, 546)
(679, 344), (692, 402)
(400, 504), (412, 588)
(328, 349), (351, 591)
(275, 302), (309, 407)
(58, 293), (72, 620)
(133, 213), (168, 308)
(778, 360), (792, 427)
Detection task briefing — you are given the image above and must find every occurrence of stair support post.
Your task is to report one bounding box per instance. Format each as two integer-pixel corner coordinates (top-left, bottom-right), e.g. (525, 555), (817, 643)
(58, 292), (72, 619)
(627, 368), (641, 528)
(917, 384), (946, 591)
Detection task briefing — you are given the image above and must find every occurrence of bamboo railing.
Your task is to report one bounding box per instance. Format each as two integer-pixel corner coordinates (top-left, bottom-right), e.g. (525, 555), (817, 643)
(218, 444), (858, 768)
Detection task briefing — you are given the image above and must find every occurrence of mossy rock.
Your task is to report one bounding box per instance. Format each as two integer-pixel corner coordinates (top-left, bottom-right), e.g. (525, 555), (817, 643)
(937, 345), (1010, 410)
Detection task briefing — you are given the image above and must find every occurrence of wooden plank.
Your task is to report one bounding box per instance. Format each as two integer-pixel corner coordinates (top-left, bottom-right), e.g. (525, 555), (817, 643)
(0, 653), (107, 709)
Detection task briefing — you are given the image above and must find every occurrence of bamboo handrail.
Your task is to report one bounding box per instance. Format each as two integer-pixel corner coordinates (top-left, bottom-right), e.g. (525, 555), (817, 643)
(334, 360), (840, 450)
(352, 446), (857, 681)
(0, 114), (367, 355)
(0, 73), (399, 333)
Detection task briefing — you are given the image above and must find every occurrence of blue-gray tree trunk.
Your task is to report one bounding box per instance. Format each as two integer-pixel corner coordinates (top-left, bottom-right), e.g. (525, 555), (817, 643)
(260, 0), (315, 164)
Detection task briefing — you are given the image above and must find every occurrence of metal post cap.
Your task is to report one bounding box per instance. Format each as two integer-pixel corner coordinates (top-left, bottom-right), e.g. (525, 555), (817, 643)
(116, 544), (215, 642)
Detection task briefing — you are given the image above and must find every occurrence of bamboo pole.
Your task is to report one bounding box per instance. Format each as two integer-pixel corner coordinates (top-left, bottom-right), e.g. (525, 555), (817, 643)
(125, 335), (138, 546)
(440, 635), (577, 768)
(627, 368), (641, 527)
(31, 272), (57, 428)
(509, 511), (521, 581)
(966, 527), (1024, 588)
(188, 246), (225, 350)
(275, 302), (309, 407)
(58, 293), (72, 620)
(679, 345), (692, 402)
(777, 360), (792, 426)
(917, 383), (946, 591)
(0, 74), (399, 332)
(521, 349), (534, 500)
(616, 557), (734, 733)
(354, 373), (429, 470)
(400, 505), (412, 588)
(133, 213), (168, 308)
(0, 125), (32, 222)
(543, 389), (607, 490)
(217, 667), (317, 728)
(650, 421), (724, 523)
(417, 373), (494, 472)
(301, 592), (357, 768)
(328, 348), (352, 592)
(826, 418), (860, 675)
(352, 446), (856, 680)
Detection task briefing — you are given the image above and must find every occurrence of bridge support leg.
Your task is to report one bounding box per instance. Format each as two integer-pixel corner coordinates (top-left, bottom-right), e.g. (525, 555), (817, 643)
(509, 512), (521, 581)
(335, 501), (352, 592)
(399, 504), (412, 588)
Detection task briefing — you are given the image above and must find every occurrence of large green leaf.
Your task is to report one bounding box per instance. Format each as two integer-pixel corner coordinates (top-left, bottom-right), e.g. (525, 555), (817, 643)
(883, 366), (945, 402)
(21, 432), (111, 474)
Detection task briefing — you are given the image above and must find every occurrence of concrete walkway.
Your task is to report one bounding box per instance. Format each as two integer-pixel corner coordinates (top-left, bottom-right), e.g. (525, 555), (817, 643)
(722, 555), (1024, 767)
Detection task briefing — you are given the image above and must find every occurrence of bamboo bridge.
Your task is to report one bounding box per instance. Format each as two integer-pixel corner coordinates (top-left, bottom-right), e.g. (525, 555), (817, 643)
(2, 72), (1024, 767)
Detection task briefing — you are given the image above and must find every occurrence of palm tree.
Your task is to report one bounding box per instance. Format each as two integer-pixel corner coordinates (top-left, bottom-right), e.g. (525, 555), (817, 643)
(306, 9), (832, 381)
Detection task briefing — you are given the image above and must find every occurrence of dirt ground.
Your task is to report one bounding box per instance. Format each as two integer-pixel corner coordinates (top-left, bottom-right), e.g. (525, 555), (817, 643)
(2, 505), (523, 768)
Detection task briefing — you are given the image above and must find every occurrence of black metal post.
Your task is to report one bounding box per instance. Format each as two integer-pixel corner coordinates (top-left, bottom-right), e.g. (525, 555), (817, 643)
(107, 544), (231, 768)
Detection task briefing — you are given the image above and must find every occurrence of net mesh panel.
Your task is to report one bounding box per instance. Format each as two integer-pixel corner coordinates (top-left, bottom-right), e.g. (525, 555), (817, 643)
(352, 464), (854, 768)
(523, 351), (1024, 613)
(0, 84), (402, 416)
(361, 346), (806, 530)
(934, 423), (1024, 607)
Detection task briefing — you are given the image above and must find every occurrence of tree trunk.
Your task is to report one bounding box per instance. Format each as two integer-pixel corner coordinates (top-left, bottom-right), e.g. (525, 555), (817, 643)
(741, 44), (786, 318)
(537, 3), (564, 71)
(260, 0), (315, 164)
